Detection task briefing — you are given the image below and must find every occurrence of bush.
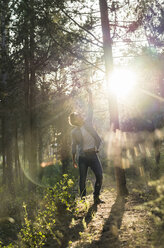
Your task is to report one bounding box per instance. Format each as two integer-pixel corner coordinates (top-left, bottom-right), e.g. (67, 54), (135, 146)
(147, 176), (164, 225)
(145, 176), (164, 247)
(2, 174), (76, 248)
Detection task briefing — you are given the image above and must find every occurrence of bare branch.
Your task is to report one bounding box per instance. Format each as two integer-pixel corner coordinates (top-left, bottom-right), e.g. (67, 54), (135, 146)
(58, 7), (103, 45)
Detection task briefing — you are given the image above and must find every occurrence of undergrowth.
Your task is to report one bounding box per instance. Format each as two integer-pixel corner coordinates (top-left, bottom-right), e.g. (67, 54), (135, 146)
(145, 176), (164, 247)
(0, 174), (77, 248)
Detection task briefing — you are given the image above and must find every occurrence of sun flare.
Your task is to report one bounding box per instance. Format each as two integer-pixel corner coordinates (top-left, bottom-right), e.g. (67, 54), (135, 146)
(109, 68), (137, 99)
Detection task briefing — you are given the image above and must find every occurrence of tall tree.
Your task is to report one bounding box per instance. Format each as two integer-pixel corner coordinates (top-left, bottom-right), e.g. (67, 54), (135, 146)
(0, 0), (15, 194)
(99, 0), (128, 196)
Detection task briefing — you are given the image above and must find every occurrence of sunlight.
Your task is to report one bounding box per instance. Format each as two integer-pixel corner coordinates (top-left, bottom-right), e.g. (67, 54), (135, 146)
(109, 68), (137, 99)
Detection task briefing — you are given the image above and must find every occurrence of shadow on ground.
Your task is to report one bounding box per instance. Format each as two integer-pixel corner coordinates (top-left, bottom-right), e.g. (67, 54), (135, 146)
(85, 195), (126, 248)
(46, 194), (126, 248)
(61, 202), (98, 248)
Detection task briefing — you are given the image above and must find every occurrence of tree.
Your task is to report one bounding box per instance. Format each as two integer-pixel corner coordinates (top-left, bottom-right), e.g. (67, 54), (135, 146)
(4, 0), (91, 189)
(0, 0), (15, 194)
(99, 0), (128, 196)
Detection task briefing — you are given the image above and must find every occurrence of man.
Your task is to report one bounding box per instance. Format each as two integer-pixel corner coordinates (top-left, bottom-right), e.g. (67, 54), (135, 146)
(68, 89), (103, 204)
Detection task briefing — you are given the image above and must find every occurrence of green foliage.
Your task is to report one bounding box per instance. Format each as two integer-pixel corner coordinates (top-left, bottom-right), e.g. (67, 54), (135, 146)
(3, 174), (77, 248)
(0, 243), (15, 248)
(146, 177), (164, 225)
(145, 176), (164, 246)
(18, 203), (46, 248)
(44, 174), (76, 212)
(39, 161), (63, 187)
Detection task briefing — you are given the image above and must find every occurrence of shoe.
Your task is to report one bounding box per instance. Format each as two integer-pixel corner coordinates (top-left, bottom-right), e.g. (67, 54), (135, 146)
(94, 197), (105, 204)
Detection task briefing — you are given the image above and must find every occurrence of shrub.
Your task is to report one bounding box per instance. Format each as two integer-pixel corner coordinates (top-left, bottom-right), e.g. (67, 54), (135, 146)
(145, 176), (164, 247)
(2, 174), (77, 248)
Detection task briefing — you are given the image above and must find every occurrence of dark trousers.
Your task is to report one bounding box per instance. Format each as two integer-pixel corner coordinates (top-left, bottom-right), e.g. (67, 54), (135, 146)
(78, 151), (103, 198)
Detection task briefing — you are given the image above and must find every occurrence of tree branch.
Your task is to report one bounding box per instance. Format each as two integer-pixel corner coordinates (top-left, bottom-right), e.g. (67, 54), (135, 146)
(58, 7), (103, 45)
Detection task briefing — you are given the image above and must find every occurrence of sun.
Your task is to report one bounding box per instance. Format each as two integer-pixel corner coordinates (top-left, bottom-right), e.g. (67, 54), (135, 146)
(109, 68), (137, 99)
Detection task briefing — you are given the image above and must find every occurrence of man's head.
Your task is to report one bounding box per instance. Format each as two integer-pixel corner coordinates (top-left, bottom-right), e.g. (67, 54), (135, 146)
(68, 112), (84, 127)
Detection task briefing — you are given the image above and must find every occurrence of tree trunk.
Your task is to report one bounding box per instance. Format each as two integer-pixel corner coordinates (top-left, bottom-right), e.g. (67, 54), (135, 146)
(6, 120), (15, 195)
(1, 118), (6, 185)
(28, 0), (38, 190)
(99, 0), (128, 196)
(22, 0), (38, 191)
(60, 135), (70, 174)
(14, 121), (23, 186)
(1, 1), (15, 194)
(1, 0), (7, 186)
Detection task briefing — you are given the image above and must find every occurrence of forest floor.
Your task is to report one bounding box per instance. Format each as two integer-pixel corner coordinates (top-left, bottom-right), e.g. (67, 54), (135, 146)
(1, 167), (163, 248)
(66, 191), (154, 248)
(46, 181), (158, 248)
(0, 181), (162, 248)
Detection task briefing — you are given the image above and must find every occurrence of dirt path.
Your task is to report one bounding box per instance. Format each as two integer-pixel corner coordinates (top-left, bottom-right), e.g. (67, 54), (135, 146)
(66, 189), (154, 248)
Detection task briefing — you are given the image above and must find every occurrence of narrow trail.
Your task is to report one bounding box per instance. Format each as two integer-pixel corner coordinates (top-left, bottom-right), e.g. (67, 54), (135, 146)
(63, 189), (154, 248)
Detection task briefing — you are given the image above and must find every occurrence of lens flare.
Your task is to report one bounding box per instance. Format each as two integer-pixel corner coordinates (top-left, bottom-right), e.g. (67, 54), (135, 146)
(109, 68), (137, 99)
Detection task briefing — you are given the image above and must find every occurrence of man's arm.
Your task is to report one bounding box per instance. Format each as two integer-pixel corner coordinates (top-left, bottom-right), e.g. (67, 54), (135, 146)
(86, 88), (93, 123)
(71, 131), (78, 168)
(72, 153), (78, 168)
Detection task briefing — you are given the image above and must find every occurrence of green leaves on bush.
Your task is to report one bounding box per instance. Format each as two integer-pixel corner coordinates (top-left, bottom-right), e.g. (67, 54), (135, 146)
(13, 174), (76, 248)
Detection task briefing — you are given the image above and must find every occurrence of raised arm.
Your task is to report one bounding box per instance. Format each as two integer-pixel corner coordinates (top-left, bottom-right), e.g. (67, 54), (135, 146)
(86, 88), (93, 122)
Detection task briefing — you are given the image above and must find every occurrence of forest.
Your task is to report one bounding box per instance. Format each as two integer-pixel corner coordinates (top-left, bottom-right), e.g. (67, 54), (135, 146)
(0, 0), (164, 247)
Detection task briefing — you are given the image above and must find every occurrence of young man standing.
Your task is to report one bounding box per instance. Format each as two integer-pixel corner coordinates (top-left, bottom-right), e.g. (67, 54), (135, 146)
(69, 89), (103, 204)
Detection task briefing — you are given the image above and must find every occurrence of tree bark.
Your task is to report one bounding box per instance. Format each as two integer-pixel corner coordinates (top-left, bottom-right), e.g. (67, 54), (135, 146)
(22, 0), (38, 191)
(99, 0), (128, 196)
(6, 120), (15, 196)
(28, 0), (38, 190)
(0, 1), (15, 194)
(14, 121), (23, 186)
(1, 118), (6, 185)
(1, 0), (7, 186)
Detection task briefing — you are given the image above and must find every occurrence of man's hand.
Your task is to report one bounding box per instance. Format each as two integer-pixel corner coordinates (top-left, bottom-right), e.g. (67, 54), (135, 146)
(73, 162), (78, 168)
(72, 154), (77, 168)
